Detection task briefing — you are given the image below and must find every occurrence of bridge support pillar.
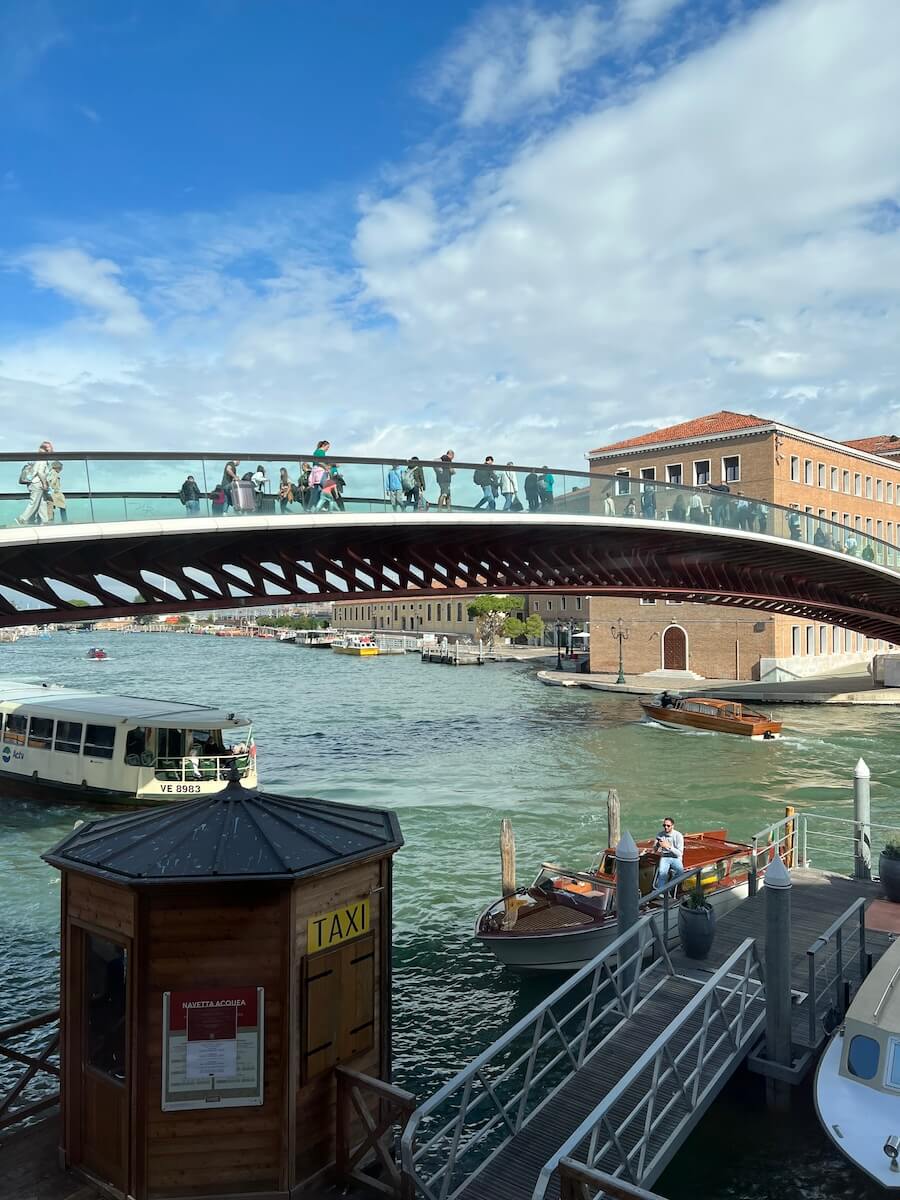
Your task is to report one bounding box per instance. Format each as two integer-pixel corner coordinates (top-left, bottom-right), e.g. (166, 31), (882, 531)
(853, 757), (872, 881)
(764, 854), (793, 1111)
(616, 831), (640, 1014)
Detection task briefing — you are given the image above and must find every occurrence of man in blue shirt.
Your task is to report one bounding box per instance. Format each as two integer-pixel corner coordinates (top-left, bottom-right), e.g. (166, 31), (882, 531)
(654, 817), (684, 887)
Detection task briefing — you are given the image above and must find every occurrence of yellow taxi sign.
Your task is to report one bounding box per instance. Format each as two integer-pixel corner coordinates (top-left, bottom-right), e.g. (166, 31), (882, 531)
(308, 898), (370, 954)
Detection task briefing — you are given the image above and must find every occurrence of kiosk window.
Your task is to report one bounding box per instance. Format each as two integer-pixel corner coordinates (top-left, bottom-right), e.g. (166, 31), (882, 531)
(84, 724), (115, 759)
(302, 933), (375, 1082)
(27, 717), (54, 749)
(847, 1034), (880, 1079)
(55, 721), (83, 754)
(85, 933), (127, 1081)
(4, 714), (27, 745)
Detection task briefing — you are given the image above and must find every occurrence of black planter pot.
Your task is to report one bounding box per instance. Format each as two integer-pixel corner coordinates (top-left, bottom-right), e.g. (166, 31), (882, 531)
(879, 852), (900, 903)
(678, 904), (716, 960)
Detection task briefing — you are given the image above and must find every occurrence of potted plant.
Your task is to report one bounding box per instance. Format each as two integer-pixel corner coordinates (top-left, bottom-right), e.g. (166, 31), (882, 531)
(678, 880), (716, 960)
(879, 835), (900, 903)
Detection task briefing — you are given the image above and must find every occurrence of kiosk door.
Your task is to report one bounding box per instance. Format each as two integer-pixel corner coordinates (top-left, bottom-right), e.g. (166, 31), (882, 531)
(79, 931), (130, 1192)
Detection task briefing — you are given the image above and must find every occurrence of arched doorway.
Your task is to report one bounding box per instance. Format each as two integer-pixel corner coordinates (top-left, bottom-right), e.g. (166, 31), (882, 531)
(662, 625), (687, 670)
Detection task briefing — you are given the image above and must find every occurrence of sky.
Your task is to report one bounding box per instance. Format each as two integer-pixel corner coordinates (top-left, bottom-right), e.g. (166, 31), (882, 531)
(1, 0), (899, 464)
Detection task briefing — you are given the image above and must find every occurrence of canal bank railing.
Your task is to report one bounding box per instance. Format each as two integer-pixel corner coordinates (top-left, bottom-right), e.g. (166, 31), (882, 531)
(400, 916), (672, 1200)
(0, 1008), (60, 1131)
(531, 939), (766, 1198)
(558, 1162), (668, 1200)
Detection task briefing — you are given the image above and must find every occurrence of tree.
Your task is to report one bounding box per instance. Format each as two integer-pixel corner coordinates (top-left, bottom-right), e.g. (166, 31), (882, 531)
(502, 613), (545, 643)
(466, 594), (520, 651)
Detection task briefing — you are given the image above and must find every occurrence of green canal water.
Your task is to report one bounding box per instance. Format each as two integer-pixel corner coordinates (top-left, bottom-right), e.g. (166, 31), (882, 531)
(1, 631), (897, 1198)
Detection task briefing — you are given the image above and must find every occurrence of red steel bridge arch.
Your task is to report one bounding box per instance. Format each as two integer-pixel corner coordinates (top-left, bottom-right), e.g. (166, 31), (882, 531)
(1, 513), (899, 644)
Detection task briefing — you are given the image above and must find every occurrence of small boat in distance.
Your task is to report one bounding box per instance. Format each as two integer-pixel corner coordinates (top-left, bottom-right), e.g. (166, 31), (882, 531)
(0, 679), (257, 805)
(293, 629), (339, 648)
(86, 647), (108, 661)
(332, 634), (379, 656)
(640, 695), (781, 739)
(475, 829), (753, 973)
(815, 938), (900, 1189)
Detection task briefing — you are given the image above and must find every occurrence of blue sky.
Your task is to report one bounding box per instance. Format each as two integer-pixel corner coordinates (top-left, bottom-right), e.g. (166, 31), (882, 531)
(1, 0), (899, 459)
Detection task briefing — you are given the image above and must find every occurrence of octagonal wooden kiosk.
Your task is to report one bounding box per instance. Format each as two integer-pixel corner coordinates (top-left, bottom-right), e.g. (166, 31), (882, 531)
(43, 777), (403, 1200)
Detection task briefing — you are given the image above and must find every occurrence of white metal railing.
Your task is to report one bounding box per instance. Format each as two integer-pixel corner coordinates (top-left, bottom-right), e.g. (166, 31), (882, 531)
(750, 812), (900, 885)
(804, 897), (869, 1047)
(154, 752), (253, 783)
(532, 939), (766, 1198)
(400, 915), (673, 1200)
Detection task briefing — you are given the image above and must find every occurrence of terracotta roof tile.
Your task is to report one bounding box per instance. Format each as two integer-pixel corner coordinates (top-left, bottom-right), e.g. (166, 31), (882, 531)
(590, 410), (772, 456)
(842, 435), (900, 456)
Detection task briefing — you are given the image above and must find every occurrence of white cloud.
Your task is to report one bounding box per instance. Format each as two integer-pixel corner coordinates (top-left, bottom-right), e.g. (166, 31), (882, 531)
(17, 247), (151, 336)
(3, 0), (900, 462)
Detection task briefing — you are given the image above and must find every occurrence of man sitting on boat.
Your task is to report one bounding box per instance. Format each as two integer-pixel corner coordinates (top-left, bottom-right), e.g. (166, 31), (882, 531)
(653, 817), (684, 887)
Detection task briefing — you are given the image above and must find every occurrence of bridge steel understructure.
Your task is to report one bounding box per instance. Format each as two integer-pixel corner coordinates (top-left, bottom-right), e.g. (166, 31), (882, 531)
(1, 513), (899, 642)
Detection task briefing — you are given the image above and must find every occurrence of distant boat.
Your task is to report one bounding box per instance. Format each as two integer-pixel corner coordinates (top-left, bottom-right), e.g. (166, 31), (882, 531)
(815, 937), (900, 1189)
(640, 695), (782, 739)
(292, 629), (338, 648)
(333, 635), (379, 657)
(475, 828), (753, 973)
(86, 648), (108, 661)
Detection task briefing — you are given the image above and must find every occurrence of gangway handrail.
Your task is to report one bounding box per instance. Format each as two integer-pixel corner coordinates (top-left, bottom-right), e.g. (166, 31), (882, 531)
(400, 914), (672, 1200)
(804, 897), (868, 1046)
(532, 938), (766, 1198)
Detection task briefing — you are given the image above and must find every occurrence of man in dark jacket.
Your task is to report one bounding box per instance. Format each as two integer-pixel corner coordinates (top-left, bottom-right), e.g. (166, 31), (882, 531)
(474, 456), (498, 510)
(179, 475), (201, 516)
(524, 471), (540, 512)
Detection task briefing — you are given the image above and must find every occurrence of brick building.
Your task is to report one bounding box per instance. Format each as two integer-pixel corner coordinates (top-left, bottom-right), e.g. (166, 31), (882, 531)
(587, 411), (900, 680)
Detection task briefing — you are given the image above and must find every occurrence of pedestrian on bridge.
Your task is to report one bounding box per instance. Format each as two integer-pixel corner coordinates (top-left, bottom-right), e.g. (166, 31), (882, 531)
(787, 505), (802, 541)
(179, 475), (201, 516)
(307, 461), (327, 509)
(221, 460), (239, 511)
(524, 471), (541, 512)
(435, 452), (455, 508)
(15, 440), (54, 526)
(474, 457), (498, 510)
(500, 464), (519, 511)
(45, 461), (67, 523)
(538, 468), (554, 509)
(386, 465), (404, 511)
(278, 468), (293, 513)
(402, 458), (426, 510)
(313, 440), (330, 458)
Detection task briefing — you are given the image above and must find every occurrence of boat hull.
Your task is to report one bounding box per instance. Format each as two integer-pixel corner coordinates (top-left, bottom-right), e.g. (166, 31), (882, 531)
(333, 646), (379, 656)
(477, 881), (749, 973)
(815, 1031), (900, 1189)
(640, 702), (781, 738)
(0, 765), (258, 808)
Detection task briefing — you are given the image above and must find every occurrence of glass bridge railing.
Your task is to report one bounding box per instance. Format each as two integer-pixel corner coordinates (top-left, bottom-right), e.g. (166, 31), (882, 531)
(0, 452), (897, 571)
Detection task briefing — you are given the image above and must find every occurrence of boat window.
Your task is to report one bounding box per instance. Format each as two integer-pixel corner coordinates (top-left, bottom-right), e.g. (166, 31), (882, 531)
(887, 1039), (900, 1091)
(847, 1034), (880, 1079)
(27, 717), (54, 749)
(55, 721), (83, 755)
(84, 724), (116, 760)
(3, 713), (27, 745)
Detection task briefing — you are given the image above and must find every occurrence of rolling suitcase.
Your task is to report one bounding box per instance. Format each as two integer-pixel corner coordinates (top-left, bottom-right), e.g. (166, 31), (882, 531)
(230, 480), (257, 513)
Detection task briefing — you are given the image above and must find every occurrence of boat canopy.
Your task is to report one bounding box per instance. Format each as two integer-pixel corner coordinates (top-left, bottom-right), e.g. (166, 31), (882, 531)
(0, 680), (250, 729)
(844, 944), (900, 1036)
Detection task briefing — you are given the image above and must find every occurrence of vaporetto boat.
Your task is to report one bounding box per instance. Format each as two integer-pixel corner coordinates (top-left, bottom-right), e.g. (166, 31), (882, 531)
(0, 680), (256, 805)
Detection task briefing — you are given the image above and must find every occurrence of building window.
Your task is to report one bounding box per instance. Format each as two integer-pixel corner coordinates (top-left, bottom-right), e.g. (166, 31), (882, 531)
(844, 628), (851, 652)
(722, 455), (740, 483)
(854, 472), (862, 496)
(855, 516), (862, 532)
(830, 467), (839, 491)
(877, 479), (884, 502)
(817, 508), (826, 519)
(640, 598), (657, 605)
(790, 456), (800, 482)
(865, 476), (873, 499)
(576, 597), (582, 610)
(791, 626), (800, 655)
(831, 511), (838, 524)
(804, 459), (813, 485)
(889, 522), (894, 543)
(694, 460), (711, 486)
(819, 626), (827, 655)
(666, 464), (683, 485)
(889, 482), (894, 504)
(561, 596), (567, 611)
(457, 603), (463, 622)
(546, 600), (552, 611)
(641, 467), (656, 485)
(806, 626), (815, 655)
(616, 470), (631, 496)
(817, 463), (825, 488)
(842, 469), (850, 493)
(665, 600), (683, 605)
(833, 627), (839, 653)
(877, 520), (884, 540)
(866, 517), (873, 536)
(843, 513), (850, 527)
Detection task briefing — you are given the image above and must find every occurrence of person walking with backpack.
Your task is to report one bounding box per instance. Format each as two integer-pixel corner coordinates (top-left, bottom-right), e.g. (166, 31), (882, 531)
(434, 451), (455, 508)
(474, 456), (498, 510)
(402, 458), (425, 510)
(16, 441), (54, 525)
(499, 464), (519, 511)
(179, 474), (202, 515)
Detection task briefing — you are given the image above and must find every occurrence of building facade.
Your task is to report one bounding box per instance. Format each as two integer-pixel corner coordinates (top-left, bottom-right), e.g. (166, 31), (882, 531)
(587, 411), (900, 679)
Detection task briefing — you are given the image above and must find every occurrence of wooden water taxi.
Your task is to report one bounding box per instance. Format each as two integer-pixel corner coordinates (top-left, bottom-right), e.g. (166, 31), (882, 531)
(475, 829), (753, 973)
(86, 647), (108, 660)
(332, 634), (379, 656)
(815, 938), (900, 1189)
(640, 695), (782, 739)
(0, 679), (257, 805)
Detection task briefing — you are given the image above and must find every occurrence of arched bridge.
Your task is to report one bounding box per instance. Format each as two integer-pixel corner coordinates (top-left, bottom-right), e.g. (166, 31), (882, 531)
(0, 451), (898, 641)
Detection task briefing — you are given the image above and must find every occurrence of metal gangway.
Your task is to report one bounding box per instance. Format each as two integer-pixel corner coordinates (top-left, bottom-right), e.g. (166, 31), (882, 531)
(400, 916), (766, 1200)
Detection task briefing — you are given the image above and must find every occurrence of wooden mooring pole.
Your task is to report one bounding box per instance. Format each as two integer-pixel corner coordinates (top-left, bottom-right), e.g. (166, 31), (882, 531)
(607, 789), (621, 850)
(501, 818), (517, 930)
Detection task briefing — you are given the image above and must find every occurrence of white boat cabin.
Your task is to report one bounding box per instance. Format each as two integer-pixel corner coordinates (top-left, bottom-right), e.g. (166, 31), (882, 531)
(0, 680), (256, 805)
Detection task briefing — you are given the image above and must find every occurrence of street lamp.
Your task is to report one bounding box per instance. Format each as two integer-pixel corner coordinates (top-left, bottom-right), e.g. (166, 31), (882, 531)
(567, 618), (576, 659)
(610, 618), (629, 685)
(555, 619), (564, 671)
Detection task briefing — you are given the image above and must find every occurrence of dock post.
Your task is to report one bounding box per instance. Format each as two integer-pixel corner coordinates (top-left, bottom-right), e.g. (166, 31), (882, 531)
(853, 757), (872, 881)
(616, 831), (640, 1013)
(764, 854), (793, 1111)
(607, 789), (621, 851)
(501, 818), (518, 930)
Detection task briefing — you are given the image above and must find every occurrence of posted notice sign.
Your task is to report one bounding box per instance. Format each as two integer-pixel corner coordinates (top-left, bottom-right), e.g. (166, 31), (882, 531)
(162, 986), (264, 1111)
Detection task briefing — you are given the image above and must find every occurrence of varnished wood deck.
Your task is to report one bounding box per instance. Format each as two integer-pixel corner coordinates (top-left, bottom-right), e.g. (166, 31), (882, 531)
(456, 869), (893, 1200)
